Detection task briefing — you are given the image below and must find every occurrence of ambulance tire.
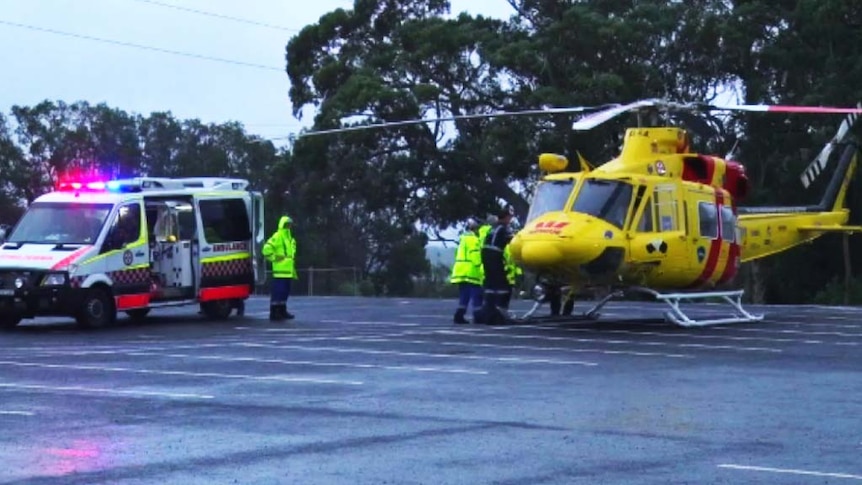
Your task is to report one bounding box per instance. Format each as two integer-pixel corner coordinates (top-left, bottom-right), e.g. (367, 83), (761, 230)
(125, 309), (151, 322)
(0, 315), (22, 330)
(76, 288), (117, 329)
(200, 300), (232, 320)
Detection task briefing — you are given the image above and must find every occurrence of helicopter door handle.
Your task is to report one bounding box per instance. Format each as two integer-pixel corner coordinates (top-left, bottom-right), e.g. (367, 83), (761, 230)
(135, 251), (145, 257)
(202, 247), (212, 253)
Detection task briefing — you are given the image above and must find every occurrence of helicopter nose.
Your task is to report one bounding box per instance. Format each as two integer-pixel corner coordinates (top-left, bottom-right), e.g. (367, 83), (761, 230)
(514, 236), (606, 268)
(519, 239), (565, 267)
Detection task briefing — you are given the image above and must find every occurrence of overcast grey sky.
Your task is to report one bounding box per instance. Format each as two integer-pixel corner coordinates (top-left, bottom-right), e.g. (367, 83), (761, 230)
(0, 0), (513, 143)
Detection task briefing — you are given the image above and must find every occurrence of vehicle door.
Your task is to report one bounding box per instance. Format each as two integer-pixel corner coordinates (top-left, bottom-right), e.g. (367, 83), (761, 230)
(195, 195), (255, 295)
(626, 183), (688, 282)
(101, 200), (150, 298)
(251, 191), (266, 285)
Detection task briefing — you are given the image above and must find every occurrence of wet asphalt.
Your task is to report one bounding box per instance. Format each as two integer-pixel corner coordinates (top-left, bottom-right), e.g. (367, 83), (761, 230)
(0, 296), (860, 485)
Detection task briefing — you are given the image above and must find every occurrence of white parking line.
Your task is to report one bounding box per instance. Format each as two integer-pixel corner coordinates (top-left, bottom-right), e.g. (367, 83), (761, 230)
(0, 410), (35, 416)
(321, 319), (422, 327)
(236, 343), (598, 367)
(0, 360), (363, 386)
(127, 352), (489, 375)
(718, 464), (862, 480)
(436, 329), (783, 353)
(713, 327), (862, 338)
(0, 383), (214, 400)
(559, 327), (847, 346)
(324, 336), (693, 359)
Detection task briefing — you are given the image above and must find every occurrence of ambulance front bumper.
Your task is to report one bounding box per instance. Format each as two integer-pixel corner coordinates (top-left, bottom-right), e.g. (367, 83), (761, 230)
(0, 270), (81, 317)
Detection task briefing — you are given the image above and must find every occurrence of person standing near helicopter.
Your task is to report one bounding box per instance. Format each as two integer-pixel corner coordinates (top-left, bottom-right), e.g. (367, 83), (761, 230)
(475, 206), (515, 325)
(449, 218), (483, 324)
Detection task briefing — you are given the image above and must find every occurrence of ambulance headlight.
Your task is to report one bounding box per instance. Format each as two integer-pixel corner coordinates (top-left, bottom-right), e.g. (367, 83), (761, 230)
(41, 273), (68, 286)
(14, 277), (25, 289)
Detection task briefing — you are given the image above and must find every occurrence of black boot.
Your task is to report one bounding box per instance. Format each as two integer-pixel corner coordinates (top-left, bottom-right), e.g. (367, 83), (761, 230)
(283, 305), (295, 320)
(562, 298), (575, 316)
(270, 304), (286, 321)
(453, 308), (468, 324)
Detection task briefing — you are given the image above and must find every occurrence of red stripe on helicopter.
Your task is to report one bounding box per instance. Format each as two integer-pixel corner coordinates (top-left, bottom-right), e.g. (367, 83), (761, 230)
(50, 246), (92, 270)
(717, 242), (740, 285)
(199, 285), (251, 302)
(115, 293), (150, 311)
(689, 191), (725, 288)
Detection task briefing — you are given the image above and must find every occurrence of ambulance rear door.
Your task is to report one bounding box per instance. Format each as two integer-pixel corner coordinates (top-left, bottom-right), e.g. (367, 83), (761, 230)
(195, 194), (255, 302)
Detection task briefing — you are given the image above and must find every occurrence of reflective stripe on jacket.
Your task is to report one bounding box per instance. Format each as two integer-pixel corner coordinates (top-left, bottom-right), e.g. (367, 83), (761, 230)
(262, 216), (297, 279)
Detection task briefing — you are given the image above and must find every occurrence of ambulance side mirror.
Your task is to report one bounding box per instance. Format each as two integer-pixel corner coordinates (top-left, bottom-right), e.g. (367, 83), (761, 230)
(0, 224), (8, 243)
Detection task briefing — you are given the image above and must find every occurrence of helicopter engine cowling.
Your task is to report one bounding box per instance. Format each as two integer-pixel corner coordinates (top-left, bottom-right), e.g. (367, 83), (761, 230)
(723, 161), (749, 201)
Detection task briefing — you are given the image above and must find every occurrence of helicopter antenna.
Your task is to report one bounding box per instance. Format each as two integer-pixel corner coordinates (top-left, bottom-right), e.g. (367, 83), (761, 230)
(725, 138), (740, 160)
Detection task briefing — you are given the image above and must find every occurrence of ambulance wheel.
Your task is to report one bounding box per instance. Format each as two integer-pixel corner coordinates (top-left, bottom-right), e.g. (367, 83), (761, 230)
(200, 300), (232, 320)
(76, 288), (117, 329)
(0, 315), (22, 330)
(125, 309), (150, 322)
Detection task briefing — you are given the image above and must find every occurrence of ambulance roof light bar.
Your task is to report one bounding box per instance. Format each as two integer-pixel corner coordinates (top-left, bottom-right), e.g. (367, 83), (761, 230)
(175, 177), (250, 191)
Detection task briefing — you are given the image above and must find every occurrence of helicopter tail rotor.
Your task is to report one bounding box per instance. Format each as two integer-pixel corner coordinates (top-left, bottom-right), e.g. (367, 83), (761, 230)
(799, 104), (861, 188)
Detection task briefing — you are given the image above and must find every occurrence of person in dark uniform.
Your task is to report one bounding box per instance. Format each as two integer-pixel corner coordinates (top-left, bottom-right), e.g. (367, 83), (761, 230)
(475, 206), (514, 325)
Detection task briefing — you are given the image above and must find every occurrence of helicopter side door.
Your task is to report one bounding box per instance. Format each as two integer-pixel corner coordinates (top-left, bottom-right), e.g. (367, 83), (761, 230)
(685, 187), (735, 288)
(625, 182), (690, 286)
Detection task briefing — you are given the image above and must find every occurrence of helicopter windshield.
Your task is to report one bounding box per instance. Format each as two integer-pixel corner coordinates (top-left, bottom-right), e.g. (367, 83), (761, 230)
(7, 202), (113, 245)
(571, 179), (633, 229)
(526, 180), (576, 223)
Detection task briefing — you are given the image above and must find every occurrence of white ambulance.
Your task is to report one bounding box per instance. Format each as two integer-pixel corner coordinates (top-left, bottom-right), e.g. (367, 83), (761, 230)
(0, 177), (266, 329)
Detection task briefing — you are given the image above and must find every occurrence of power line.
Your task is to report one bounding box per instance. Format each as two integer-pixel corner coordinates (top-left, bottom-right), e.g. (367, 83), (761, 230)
(129, 0), (300, 32)
(0, 19), (284, 72)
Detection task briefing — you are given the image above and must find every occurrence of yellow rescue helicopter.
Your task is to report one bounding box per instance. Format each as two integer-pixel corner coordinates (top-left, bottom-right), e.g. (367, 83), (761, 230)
(300, 99), (862, 326)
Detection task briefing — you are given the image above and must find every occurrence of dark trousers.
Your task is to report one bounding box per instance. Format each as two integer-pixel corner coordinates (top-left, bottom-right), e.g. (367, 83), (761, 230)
(457, 283), (483, 313)
(271, 278), (292, 305)
(478, 249), (509, 323)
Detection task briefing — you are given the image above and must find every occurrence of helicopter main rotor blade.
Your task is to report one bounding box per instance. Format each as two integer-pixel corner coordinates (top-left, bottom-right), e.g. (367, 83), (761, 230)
(708, 103), (862, 114)
(570, 99), (663, 131)
(298, 105), (609, 137)
(799, 104), (861, 188)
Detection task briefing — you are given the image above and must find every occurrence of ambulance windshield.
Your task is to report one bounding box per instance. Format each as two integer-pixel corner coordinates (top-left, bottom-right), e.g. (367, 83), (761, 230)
(7, 202), (113, 245)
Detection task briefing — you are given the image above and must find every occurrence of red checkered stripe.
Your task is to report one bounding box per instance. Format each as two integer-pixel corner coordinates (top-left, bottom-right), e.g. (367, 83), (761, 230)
(202, 257), (252, 278)
(109, 267), (151, 286)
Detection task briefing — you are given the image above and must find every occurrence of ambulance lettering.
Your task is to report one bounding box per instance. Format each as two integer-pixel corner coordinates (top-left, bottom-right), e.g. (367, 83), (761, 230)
(212, 242), (249, 252)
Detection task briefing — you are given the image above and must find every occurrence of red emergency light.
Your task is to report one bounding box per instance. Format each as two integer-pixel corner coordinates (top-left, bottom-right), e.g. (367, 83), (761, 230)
(57, 180), (109, 192)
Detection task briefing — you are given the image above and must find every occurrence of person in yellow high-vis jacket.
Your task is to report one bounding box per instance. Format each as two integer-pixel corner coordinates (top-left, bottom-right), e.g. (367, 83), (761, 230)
(262, 215), (297, 321)
(449, 218), (483, 324)
(501, 245), (523, 311)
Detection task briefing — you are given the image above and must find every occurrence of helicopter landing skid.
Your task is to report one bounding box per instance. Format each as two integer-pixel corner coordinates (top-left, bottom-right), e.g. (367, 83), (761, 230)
(630, 287), (764, 327)
(515, 287), (763, 327)
(516, 290), (624, 322)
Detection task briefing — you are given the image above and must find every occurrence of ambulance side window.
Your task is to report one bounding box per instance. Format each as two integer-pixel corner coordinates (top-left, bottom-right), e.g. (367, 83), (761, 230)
(103, 203), (142, 252)
(199, 199), (251, 243)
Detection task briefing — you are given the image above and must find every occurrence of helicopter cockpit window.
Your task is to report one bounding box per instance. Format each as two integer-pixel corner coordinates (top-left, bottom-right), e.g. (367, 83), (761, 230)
(698, 201), (719, 239)
(720, 206), (736, 241)
(636, 197), (654, 232)
(526, 180), (576, 223)
(572, 179), (633, 229)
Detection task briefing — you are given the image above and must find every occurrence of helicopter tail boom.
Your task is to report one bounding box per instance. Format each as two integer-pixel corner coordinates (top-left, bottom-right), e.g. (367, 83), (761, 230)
(738, 145), (859, 263)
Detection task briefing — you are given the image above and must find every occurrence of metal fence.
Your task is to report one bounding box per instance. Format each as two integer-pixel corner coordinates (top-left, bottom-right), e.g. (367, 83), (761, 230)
(255, 267), (362, 296)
